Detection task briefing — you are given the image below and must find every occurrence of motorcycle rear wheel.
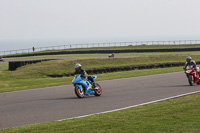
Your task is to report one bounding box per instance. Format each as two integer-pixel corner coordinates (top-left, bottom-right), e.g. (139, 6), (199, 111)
(75, 86), (85, 98)
(94, 83), (102, 96)
(197, 79), (200, 85)
(188, 76), (194, 86)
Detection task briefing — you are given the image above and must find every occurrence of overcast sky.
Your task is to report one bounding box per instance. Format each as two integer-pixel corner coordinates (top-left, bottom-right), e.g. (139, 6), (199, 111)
(0, 0), (200, 44)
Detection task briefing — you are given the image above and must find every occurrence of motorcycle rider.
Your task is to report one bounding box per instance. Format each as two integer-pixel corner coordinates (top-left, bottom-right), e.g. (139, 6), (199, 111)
(74, 63), (96, 88)
(184, 56), (200, 77)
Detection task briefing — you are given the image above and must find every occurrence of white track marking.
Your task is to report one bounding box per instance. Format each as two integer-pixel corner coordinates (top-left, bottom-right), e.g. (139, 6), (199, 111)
(57, 90), (200, 122)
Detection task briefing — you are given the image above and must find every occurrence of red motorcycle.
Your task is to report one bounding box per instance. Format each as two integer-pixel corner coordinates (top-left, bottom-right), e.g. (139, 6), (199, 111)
(184, 65), (200, 86)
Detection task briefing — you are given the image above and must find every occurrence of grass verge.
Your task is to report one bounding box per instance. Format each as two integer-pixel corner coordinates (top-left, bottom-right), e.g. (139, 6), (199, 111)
(1, 93), (200, 132)
(0, 66), (183, 93)
(0, 63), (8, 71)
(3, 51), (200, 61)
(2, 55), (198, 78)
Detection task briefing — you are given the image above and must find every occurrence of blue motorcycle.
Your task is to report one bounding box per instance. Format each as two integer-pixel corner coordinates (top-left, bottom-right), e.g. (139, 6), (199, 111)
(72, 74), (102, 98)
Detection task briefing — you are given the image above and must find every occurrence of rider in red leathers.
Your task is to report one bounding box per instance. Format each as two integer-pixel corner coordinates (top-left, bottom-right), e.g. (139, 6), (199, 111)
(184, 56), (200, 79)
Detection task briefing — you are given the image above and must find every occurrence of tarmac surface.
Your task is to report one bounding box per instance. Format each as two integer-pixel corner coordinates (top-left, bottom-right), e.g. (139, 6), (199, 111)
(0, 72), (200, 129)
(0, 61), (7, 63)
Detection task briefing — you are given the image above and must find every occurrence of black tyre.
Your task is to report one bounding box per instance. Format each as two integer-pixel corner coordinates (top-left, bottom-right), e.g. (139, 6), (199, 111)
(75, 86), (85, 98)
(197, 79), (200, 85)
(188, 76), (194, 86)
(94, 83), (102, 96)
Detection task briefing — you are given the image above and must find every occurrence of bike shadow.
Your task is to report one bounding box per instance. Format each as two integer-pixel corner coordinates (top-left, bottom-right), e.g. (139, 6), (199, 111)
(44, 95), (96, 101)
(166, 84), (195, 88)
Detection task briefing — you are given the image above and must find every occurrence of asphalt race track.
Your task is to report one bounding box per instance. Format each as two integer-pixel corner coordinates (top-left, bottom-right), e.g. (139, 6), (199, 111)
(0, 61), (7, 63)
(0, 72), (200, 129)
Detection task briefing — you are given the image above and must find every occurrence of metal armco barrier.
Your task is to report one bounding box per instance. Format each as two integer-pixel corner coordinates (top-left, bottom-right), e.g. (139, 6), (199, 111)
(9, 59), (57, 71)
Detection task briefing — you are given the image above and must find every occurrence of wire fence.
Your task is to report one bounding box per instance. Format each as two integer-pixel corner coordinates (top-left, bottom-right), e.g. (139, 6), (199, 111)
(1, 40), (200, 56)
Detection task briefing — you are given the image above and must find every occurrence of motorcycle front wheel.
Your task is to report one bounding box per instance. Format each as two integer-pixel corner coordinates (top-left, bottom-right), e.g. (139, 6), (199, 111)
(188, 76), (194, 86)
(75, 86), (85, 98)
(94, 83), (102, 96)
(197, 78), (200, 85)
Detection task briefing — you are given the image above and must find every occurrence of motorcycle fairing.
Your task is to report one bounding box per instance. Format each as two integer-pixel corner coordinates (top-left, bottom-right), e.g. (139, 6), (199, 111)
(73, 74), (95, 95)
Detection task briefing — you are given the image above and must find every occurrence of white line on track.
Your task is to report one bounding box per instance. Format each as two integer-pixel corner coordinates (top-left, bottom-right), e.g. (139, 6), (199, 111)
(57, 90), (200, 122)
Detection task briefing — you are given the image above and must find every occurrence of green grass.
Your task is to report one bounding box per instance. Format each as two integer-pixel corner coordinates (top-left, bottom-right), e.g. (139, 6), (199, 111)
(0, 63), (8, 71)
(3, 51), (200, 61)
(1, 93), (200, 132)
(3, 55), (199, 78)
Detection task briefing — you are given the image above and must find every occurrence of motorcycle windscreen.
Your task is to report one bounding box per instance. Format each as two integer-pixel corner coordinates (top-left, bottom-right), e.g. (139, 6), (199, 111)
(186, 65), (193, 69)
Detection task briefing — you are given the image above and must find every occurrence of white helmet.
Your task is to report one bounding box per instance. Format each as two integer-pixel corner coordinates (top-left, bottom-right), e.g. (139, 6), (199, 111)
(75, 63), (81, 70)
(186, 56), (192, 63)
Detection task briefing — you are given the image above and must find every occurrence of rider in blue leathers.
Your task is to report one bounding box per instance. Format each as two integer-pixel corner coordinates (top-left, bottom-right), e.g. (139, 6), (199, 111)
(74, 63), (96, 88)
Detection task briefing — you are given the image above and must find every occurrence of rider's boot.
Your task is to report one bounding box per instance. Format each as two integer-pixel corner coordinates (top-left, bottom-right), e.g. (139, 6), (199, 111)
(92, 82), (96, 89)
(90, 82), (97, 91)
(198, 72), (200, 80)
